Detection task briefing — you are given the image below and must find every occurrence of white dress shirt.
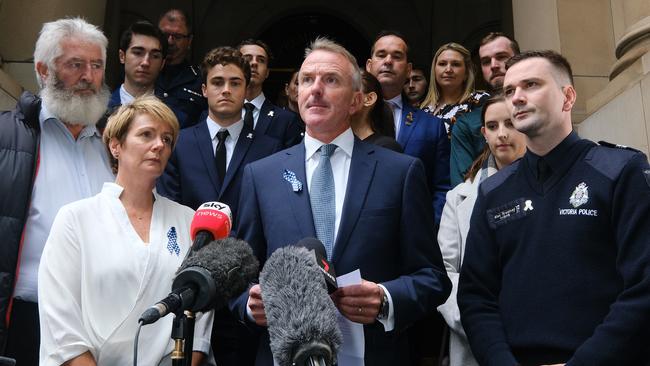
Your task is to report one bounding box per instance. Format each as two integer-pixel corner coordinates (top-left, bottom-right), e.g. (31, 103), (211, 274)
(119, 84), (135, 105)
(385, 94), (403, 138)
(304, 128), (354, 243)
(242, 92), (266, 129)
(207, 116), (244, 170)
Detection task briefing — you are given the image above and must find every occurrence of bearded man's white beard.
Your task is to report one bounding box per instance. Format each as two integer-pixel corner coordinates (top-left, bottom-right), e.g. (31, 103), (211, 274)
(40, 73), (111, 127)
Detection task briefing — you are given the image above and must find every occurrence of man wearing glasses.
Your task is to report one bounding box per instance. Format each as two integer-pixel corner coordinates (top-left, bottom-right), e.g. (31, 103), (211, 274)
(157, 8), (206, 128)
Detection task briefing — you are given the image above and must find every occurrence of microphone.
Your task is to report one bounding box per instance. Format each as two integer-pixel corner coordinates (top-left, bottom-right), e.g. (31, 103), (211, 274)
(260, 245), (342, 366)
(295, 238), (338, 294)
(190, 202), (232, 251)
(139, 237), (259, 325)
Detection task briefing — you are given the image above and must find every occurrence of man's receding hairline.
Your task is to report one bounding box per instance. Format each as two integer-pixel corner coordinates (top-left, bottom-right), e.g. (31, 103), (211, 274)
(372, 35), (409, 56)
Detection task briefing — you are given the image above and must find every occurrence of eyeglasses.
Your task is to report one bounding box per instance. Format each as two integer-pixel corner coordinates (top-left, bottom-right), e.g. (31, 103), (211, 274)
(163, 32), (191, 41)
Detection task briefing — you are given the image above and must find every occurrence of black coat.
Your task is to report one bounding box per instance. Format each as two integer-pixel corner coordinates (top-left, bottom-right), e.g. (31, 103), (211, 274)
(0, 91), (40, 353)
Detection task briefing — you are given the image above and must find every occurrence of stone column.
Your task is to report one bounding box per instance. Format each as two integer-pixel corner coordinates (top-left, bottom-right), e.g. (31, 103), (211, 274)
(512, 0), (616, 123)
(609, 1), (650, 79)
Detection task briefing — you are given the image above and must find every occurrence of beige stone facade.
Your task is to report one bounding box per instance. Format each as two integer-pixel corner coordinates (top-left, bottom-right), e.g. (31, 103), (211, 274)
(0, 0), (106, 109)
(513, 0), (650, 155)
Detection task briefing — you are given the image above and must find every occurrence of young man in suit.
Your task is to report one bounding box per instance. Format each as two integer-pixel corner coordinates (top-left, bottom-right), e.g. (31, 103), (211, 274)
(366, 30), (450, 224)
(156, 47), (290, 366)
(232, 37), (451, 365)
(108, 21), (167, 109)
(237, 39), (303, 148)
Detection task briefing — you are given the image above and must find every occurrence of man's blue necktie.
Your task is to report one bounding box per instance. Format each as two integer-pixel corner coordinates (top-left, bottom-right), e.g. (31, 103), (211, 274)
(310, 144), (337, 260)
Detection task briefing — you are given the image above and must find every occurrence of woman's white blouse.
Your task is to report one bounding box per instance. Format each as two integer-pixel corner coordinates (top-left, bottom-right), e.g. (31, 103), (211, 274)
(38, 182), (214, 365)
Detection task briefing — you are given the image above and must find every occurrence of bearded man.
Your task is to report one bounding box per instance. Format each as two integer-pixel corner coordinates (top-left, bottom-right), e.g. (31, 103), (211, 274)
(0, 17), (114, 366)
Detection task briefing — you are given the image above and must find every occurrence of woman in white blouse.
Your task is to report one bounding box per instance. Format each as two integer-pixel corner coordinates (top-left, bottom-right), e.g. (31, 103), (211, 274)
(38, 96), (213, 366)
(437, 94), (527, 366)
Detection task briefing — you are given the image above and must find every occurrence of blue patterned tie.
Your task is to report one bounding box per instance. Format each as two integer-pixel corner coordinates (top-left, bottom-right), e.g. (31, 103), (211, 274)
(310, 144), (337, 260)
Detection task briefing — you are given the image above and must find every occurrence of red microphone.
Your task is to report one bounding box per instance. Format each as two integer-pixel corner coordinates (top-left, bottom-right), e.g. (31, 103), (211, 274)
(190, 202), (232, 251)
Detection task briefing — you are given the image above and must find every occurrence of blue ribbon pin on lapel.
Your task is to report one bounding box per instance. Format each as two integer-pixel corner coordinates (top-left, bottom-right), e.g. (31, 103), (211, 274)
(283, 169), (302, 192)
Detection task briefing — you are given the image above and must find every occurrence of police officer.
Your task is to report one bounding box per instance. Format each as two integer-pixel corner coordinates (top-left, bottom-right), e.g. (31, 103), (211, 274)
(458, 50), (650, 365)
(156, 8), (206, 128)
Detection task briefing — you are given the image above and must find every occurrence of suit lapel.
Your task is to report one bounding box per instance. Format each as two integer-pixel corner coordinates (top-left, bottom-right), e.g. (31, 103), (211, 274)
(283, 143), (317, 239)
(256, 100), (273, 135)
(398, 98), (417, 146)
(194, 122), (221, 192)
(332, 139), (376, 262)
(221, 124), (254, 194)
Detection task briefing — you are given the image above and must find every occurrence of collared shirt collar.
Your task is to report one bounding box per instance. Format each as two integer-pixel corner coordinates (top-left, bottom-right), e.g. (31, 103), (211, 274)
(206, 115), (244, 142)
(525, 131), (580, 179)
(119, 84), (136, 105)
(245, 92), (266, 111)
(304, 128), (354, 161)
(39, 103), (100, 139)
(386, 94), (403, 110)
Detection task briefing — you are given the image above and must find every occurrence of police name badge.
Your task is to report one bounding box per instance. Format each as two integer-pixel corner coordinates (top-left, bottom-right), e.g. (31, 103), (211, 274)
(486, 197), (533, 229)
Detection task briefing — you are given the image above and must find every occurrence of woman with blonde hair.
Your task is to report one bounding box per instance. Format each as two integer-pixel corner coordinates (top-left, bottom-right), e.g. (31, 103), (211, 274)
(38, 96), (214, 366)
(421, 42), (489, 135)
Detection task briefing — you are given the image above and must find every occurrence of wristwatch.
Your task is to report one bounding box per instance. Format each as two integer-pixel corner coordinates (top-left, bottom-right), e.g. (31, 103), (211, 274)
(377, 290), (390, 320)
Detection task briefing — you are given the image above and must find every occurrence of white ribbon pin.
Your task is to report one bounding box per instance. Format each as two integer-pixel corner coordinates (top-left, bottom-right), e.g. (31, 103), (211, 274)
(524, 200), (534, 211)
(267, 110), (274, 117)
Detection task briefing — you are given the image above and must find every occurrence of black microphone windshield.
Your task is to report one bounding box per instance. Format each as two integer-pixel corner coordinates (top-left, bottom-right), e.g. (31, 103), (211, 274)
(296, 237), (327, 258)
(295, 237), (338, 294)
(260, 245), (342, 366)
(176, 237), (259, 311)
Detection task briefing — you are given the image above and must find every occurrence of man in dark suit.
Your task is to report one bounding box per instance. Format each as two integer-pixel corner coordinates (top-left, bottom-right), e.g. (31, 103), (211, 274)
(366, 30), (451, 366)
(232, 37), (451, 365)
(366, 31), (450, 224)
(156, 47), (290, 366)
(157, 46), (290, 218)
(238, 39), (303, 147)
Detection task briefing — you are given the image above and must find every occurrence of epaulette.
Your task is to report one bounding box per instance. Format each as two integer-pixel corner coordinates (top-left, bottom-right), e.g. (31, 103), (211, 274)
(585, 141), (641, 181)
(597, 140), (641, 153)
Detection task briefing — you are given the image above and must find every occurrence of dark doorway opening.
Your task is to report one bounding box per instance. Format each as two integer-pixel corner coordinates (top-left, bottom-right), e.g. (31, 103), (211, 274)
(256, 11), (371, 106)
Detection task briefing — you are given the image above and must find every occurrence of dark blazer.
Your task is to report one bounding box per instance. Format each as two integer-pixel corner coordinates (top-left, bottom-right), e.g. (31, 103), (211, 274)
(397, 98), (451, 223)
(255, 99), (304, 148)
(156, 119), (286, 222)
(232, 138), (451, 365)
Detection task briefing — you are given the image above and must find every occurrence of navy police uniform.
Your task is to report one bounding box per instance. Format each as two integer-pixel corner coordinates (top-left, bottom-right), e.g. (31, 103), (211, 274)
(458, 131), (650, 366)
(155, 61), (207, 128)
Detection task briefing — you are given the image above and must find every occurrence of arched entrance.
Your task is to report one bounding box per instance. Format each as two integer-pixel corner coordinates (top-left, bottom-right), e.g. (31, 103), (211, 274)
(255, 11), (371, 105)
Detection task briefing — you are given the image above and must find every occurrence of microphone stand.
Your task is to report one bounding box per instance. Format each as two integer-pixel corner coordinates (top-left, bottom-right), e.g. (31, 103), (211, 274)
(183, 311), (196, 366)
(170, 311), (195, 366)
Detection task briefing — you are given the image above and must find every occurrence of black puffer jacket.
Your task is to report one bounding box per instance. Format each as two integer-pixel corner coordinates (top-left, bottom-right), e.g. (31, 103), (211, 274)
(0, 91), (40, 353)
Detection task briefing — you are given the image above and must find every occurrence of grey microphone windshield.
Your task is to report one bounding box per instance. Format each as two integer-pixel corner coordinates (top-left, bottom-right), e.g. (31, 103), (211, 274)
(260, 245), (342, 366)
